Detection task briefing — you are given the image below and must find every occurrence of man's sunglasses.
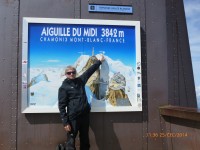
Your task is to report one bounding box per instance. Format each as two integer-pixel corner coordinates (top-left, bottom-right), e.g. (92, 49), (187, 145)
(66, 71), (76, 75)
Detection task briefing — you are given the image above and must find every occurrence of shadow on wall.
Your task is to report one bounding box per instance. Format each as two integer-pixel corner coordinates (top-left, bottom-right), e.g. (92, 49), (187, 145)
(25, 113), (61, 124)
(90, 112), (144, 150)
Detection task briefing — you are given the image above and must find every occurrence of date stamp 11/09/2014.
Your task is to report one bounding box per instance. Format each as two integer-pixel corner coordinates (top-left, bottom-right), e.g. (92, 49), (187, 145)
(146, 132), (188, 138)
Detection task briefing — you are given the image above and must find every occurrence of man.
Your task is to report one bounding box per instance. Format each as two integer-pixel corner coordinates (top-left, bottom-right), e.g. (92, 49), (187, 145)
(58, 55), (104, 150)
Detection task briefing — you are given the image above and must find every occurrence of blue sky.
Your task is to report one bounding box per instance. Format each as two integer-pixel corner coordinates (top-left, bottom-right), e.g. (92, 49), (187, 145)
(184, 0), (200, 106)
(28, 23), (136, 68)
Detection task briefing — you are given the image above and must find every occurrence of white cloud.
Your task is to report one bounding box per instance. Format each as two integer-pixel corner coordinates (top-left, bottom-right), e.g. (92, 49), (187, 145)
(184, 0), (200, 16)
(196, 86), (200, 97)
(192, 61), (200, 82)
(184, 0), (200, 76)
(196, 86), (200, 107)
(184, 0), (200, 57)
(43, 60), (60, 63)
(184, 0), (200, 105)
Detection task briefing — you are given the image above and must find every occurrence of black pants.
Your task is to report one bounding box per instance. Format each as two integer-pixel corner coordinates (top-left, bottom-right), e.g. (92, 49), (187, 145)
(66, 113), (90, 150)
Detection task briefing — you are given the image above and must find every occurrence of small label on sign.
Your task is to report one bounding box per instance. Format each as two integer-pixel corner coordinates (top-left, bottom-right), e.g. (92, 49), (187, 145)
(88, 4), (133, 14)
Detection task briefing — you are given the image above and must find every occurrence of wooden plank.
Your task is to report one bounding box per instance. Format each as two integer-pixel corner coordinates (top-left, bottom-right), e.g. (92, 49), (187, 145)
(160, 105), (200, 121)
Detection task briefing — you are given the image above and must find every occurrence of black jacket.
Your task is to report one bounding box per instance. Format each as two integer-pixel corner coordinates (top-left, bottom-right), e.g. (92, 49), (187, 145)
(58, 60), (102, 126)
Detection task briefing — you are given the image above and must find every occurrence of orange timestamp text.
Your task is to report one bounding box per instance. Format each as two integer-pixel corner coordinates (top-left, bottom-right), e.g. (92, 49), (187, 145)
(146, 132), (188, 138)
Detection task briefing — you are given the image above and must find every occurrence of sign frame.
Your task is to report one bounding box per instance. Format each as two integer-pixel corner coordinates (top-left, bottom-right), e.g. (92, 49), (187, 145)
(21, 17), (142, 113)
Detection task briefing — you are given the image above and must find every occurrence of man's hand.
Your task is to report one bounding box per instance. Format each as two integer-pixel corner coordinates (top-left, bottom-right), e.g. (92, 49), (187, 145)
(99, 54), (105, 62)
(64, 124), (71, 132)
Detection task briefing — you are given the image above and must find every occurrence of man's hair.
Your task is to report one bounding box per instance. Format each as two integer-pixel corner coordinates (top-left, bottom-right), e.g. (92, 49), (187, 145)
(65, 65), (76, 75)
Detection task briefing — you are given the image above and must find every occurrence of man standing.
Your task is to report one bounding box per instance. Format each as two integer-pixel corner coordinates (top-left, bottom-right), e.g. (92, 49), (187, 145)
(58, 55), (104, 150)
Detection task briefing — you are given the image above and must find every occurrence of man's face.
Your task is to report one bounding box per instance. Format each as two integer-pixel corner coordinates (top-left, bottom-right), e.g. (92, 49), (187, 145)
(66, 69), (76, 79)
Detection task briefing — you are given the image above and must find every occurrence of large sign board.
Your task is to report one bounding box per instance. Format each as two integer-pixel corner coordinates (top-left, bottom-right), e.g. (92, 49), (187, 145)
(21, 17), (142, 113)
